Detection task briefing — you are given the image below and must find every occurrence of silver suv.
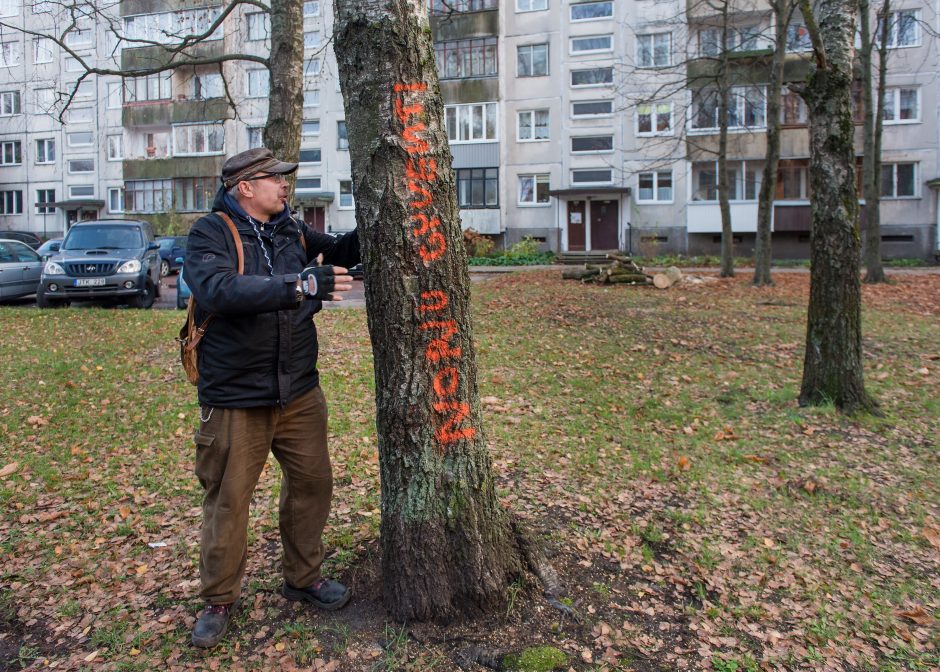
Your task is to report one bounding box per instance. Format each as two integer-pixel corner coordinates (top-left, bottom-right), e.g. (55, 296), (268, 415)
(37, 219), (161, 308)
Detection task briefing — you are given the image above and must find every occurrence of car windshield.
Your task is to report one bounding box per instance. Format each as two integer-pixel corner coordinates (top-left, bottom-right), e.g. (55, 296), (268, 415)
(158, 238), (175, 250)
(63, 226), (142, 250)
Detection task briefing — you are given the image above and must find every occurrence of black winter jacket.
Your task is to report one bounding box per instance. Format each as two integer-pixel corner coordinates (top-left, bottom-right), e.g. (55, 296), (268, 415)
(184, 187), (360, 408)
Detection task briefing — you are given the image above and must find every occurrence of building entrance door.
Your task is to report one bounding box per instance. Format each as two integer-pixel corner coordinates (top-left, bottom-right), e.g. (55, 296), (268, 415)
(567, 201), (586, 251)
(590, 200), (619, 250)
(304, 206), (325, 233)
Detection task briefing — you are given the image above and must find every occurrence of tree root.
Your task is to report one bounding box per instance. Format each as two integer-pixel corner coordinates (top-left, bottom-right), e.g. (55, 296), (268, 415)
(511, 518), (580, 623)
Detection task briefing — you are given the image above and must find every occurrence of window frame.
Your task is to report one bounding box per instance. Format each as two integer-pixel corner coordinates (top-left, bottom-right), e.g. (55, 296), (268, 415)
(636, 170), (674, 204)
(0, 90), (21, 115)
(172, 122), (225, 157)
(571, 99), (614, 118)
(569, 1), (613, 22)
(108, 187), (125, 214)
(246, 69), (270, 98)
(0, 190), (24, 215)
(516, 0), (548, 12)
(0, 40), (23, 68)
(570, 134), (614, 154)
(691, 160), (762, 202)
(0, 140), (22, 165)
(67, 158), (95, 174)
(35, 138), (55, 164)
(36, 188), (56, 214)
(107, 134), (123, 161)
(517, 43), (549, 77)
(570, 66), (613, 88)
(338, 180), (354, 209)
(882, 86), (920, 124)
(880, 162), (918, 199)
(570, 168), (613, 185)
(635, 101), (674, 136)
(434, 37), (498, 80)
(569, 34), (613, 55)
(689, 85), (767, 132)
(516, 108), (550, 142)
(445, 102), (499, 143)
(636, 32), (671, 68)
(517, 173), (551, 206)
(456, 167), (499, 209)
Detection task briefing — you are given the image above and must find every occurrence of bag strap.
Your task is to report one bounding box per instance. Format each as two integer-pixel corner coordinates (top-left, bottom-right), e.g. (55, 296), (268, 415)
(184, 211), (245, 353)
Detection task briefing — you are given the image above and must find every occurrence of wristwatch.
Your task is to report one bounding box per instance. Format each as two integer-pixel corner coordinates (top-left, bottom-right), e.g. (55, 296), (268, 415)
(294, 278), (304, 304)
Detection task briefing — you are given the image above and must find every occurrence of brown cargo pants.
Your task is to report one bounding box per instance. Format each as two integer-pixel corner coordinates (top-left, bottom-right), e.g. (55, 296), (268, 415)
(193, 385), (332, 604)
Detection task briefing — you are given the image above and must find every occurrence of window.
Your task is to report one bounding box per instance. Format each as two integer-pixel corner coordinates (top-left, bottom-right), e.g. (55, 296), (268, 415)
(0, 90), (20, 115)
(33, 37), (53, 64)
(786, 22), (811, 51)
(1, 141), (22, 165)
(339, 180), (354, 208)
(247, 12), (270, 41)
(571, 169), (612, 184)
(636, 33), (671, 67)
(64, 28), (93, 48)
(303, 0), (320, 16)
(781, 90), (807, 125)
(881, 163), (916, 198)
(691, 160), (761, 201)
(570, 1), (612, 21)
(572, 100), (613, 117)
(303, 89), (320, 108)
(173, 177), (215, 212)
(517, 0), (547, 11)
(0, 191), (23, 214)
(882, 87), (919, 123)
(299, 148), (321, 163)
(457, 168), (498, 208)
(304, 30), (321, 49)
(248, 127), (264, 148)
(107, 134), (123, 160)
(68, 158), (94, 173)
(877, 10), (920, 48)
(124, 73), (171, 102)
(518, 173), (550, 205)
(125, 179), (172, 213)
(637, 171), (673, 202)
(570, 67), (613, 87)
(34, 88), (55, 112)
(302, 120), (320, 136)
(691, 86), (766, 131)
(435, 37), (498, 79)
(305, 58), (321, 76)
(776, 160), (810, 200)
(636, 102), (673, 135)
(67, 131), (93, 147)
(517, 109), (549, 141)
(194, 73), (224, 99)
(247, 69), (269, 98)
(431, 0), (498, 12)
(35, 138), (54, 163)
(0, 0), (18, 17)
(123, 7), (223, 45)
(445, 102), (498, 142)
(297, 178), (322, 190)
(68, 185), (94, 198)
(36, 189), (55, 214)
(173, 124), (224, 155)
(107, 82), (123, 108)
(699, 25), (760, 55)
(518, 43), (548, 77)
(337, 121), (348, 150)
(73, 80), (94, 98)
(108, 187), (124, 213)
(570, 34), (611, 54)
(571, 135), (613, 153)
(1, 41), (22, 67)
(64, 57), (83, 72)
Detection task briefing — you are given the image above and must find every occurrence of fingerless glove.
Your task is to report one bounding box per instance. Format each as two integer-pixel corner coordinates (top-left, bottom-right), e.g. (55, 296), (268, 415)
(299, 265), (337, 300)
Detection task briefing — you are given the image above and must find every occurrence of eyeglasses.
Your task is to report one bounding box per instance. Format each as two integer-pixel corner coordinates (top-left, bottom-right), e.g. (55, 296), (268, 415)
(245, 173), (288, 184)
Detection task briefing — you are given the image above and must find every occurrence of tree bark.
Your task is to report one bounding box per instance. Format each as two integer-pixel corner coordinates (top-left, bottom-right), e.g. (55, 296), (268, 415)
(753, 4), (790, 286)
(718, 1), (735, 278)
(860, 0), (889, 283)
(333, 0), (524, 621)
(798, 0), (878, 413)
(264, 0), (304, 170)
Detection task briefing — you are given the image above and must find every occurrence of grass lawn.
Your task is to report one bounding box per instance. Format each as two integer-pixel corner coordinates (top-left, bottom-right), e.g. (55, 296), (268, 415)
(0, 270), (937, 671)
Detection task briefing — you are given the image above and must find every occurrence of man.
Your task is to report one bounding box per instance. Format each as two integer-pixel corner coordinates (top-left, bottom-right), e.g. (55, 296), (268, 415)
(184, 148), (360, 649)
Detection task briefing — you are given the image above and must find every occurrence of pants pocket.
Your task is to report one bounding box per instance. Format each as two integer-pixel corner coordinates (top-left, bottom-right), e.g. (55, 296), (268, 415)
(194, 421), (228, 488)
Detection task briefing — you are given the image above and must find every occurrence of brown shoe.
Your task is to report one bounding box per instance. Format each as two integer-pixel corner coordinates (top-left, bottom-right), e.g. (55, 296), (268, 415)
(192, 601), (236, 648)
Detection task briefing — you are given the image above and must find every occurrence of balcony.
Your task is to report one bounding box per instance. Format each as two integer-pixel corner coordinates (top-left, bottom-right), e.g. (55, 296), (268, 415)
(123, 155), (225, 180)
(123, 97), (231, 127)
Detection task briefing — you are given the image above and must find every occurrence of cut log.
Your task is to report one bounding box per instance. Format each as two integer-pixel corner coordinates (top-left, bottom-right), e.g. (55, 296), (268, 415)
(653, 273), (673, 289)
(665, 266), (682, 284)
(608, 274), (650, 284)
(562, 267), (598, 280)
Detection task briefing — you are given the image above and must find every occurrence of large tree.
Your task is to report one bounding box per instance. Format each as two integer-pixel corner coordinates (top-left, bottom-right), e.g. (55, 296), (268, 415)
(796, 0), (878, 413)
(333, 0), (534, 621)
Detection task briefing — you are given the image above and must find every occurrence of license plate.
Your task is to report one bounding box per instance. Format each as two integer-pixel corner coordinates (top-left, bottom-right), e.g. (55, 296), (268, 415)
(74, 278), (106, 287)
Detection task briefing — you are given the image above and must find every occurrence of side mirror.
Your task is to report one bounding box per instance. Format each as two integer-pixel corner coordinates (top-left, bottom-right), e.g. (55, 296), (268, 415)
(49, 243), (60, 253)
(147, 241), (159, 251)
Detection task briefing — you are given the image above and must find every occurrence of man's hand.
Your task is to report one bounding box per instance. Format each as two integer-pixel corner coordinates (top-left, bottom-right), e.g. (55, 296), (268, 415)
(299, 265), (354, 301)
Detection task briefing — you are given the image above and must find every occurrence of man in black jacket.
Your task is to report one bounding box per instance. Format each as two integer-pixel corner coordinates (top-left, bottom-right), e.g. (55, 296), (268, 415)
(184, 148), (360, 648)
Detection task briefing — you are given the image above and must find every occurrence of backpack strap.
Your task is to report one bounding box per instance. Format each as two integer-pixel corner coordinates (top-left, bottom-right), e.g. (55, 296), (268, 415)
(216, 211), (244, 273)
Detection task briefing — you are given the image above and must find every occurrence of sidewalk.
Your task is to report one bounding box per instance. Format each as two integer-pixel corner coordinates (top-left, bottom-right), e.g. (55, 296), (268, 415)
(469, 264), (940, 275)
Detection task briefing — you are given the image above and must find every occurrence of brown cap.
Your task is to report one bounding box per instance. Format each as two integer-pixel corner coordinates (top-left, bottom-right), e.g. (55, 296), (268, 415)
(221, 148), (298, 189)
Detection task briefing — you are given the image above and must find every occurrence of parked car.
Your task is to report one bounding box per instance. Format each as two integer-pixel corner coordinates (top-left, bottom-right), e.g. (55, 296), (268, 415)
(37, 219), (161, 309)
(156, 236), (187, 277)
(0, 231), (43, 249)
(176, 258), (191, 310)
(348, 263), (363, 279)
(0, 239), (43, 301)
(35, 238), (63, 260)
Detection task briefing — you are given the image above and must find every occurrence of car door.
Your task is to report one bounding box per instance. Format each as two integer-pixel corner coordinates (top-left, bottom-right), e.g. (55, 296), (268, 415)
(0, 242), (18, 298)
(10, 241), (43, 297)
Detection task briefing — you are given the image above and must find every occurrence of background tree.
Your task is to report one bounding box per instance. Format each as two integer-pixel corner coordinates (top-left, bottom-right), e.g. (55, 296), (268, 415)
(334, 0), (542, 621)
(796, 0), (878, 413)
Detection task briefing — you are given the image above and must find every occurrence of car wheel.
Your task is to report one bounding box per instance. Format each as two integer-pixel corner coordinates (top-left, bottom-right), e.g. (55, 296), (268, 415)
(132, 279), (156, 309)
(160, 259), (170, 277)
(36, 286), (66, 309)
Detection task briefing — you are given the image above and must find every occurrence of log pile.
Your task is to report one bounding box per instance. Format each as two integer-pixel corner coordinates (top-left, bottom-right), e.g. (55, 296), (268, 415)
(562, 254), (652, 286)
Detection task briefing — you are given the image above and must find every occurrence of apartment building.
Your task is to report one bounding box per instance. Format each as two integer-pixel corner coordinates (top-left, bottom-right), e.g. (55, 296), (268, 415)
(1, 0), (937, 258)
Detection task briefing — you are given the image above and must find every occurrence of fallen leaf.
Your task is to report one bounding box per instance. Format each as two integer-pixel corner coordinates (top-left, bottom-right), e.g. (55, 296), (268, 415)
(923, 527), (940, 550)
(84, 650), (99, 662)
(0, 462), (18, 478)
(275, 642), (286, 652)
(897, 606), (932, 626)
(677, 455), (691, 471)
(136, 564), (149, 575)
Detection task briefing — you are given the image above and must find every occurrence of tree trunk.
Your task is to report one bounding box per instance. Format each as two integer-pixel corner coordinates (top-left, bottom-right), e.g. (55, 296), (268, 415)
(718, 2), (735, 278)
(753, 6), (789, 286)
(798, 0), (878, 413)
(860, 0), (889, 283)
(264, 0), (304, 166)
(333, 0), (524, 621)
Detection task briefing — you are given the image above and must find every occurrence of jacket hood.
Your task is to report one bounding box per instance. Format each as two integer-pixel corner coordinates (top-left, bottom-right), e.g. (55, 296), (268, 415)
(210, 185), (293, 231)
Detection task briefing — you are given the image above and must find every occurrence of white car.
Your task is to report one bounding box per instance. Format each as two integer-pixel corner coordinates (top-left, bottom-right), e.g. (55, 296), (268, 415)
(0, 238), (43, 301)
